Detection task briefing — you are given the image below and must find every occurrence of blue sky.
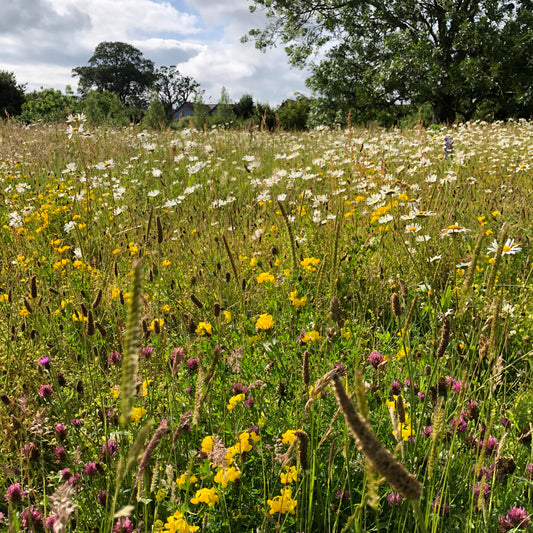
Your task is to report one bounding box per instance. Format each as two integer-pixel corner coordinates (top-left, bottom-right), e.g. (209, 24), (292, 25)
(0, 0), (308, 105)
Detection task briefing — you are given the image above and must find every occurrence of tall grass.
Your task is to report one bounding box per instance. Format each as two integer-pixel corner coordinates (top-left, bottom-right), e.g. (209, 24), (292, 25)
(0, 117), (532, 532)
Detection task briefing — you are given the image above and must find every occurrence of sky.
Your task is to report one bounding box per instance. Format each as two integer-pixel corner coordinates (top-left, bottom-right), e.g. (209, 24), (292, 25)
(0, 0), (309, 106)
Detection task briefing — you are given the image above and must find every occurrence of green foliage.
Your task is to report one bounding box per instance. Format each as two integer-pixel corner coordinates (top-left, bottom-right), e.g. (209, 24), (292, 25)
(234, 93), (254, 120)
(246, 0), (533, 123)
(253, 101), (277, 130)
(1, 120), (532, 532)
(192, 92), (209, 130)
(81, 90), (130, 126)
(212, 86), (236, 127)
(0, 71), (25, 118)
(20, 88), (76, 122)
(142, 92), (170, 129)
(276, 94), (311, 130)
(72, 41), (155, 107)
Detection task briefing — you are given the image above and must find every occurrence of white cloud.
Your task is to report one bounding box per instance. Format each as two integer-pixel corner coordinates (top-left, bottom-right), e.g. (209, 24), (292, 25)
(0, 0), (308, 105)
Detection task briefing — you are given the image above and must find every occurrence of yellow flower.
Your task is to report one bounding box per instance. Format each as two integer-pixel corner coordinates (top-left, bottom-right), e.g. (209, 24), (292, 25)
(223, 310), (232, 323)
(0, 294), (9, 302)
(72, 311), (88, 322)
(19, 308), (31, 317)
(302, 330), (322, 343)
(280, 466), (300, 484)
(161, 304), (171, 313)
(162, 259), (172, 267)
(163, 510), (199, 533)
(267, 487), (297, 515)
(111, 288), (121, 298)
(130, 407), (146, 423)
(111, 386), (120, 399)
(300, 257), (320, 271)
(256, 272), (275, 284)
(281, 430), (296, 445)
(289, 290), (307, 307)
(256, 313), (274, 330)
(249, 257), (258, 267)
(128, 242), (139, 255)
(149, 318), (165, 332)
(227, 393), (245, 410)
(142, 379), (152, 397)
(195, 321), (212, 336)
(176, 472), (198, 489)
(201, 436), (214, 454)
(190, 487), (219, 507)
(112, 248), (121, 255)
(214, 466), (241, 488)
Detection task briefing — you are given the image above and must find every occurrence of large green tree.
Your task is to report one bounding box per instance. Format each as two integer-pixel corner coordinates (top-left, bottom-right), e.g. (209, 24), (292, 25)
(72, 42), (155, 107)
(245, 0), (533, 123)
(153, 65), (200, 120)
(0, 71), (25, 118)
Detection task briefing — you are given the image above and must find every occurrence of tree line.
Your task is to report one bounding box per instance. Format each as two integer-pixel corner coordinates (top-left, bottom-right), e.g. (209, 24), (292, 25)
(0, 41), (311, 130)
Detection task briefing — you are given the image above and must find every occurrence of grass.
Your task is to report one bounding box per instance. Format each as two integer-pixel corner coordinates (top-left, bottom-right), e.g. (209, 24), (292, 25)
(0, 116), (532, 532)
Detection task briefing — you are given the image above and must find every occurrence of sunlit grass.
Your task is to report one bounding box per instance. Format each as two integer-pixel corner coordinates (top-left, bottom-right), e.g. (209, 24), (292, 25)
(0, 117), (532, 532)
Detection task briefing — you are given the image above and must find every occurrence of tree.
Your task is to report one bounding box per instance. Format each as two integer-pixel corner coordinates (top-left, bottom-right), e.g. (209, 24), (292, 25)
(81, 90), (129, 126)
(277, 94), (311, 130)
(20, 89), (76, 123)
(154, 65), (200, 120)
(0, 71), (25, 118)
(72, 42), (155, 108)
(234, 94), (255, 120)
(192, 92), (209, 130)
(142, 92), (170, 129)
(246, 0), (533, 123)
(212, 86), (235, 126)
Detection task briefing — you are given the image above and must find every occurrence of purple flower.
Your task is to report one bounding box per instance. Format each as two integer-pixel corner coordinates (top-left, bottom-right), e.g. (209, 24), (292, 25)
(387, 492), (402, 507)
(451, 379), (463, 393)
(432, 494), (449, 516)
(54, 446), (66, 462)
(186, 357), (199, 370)
(45, 515), (58, 530)
(333, 362), (347, 376)
(390, 380), (402, 396)
(21, 506), (43, 531)
(100, 439), (119, 462)
(61, 468), (73, 481)
(465, 399), (479, 420)
(39, 384), (52, 399)
(418, 391), (426, 401)
(244, 395), (255, 408)
(38, 356), (51, 368)
(70, 418), (84, 427)
(113, 517), (134, 533)
(83, 462), (98, 476)
(473, 482), (491, 500)
(55, 423), (68, 441)
(525, 463), (533, 481)
(97, 490), (108, 506)
(21, 442), (39, 461)
(498, 507), (530, 531)
(336, 489), (350, 501)
(232, 383), (249, 395)
(5, 483), (23, 505)
(108, 351), (122, 366)
(422, 426), (432, 438)
(450, 415), (468, 433)
(141, 346), (154, 358)
(368, 351), (383, 368)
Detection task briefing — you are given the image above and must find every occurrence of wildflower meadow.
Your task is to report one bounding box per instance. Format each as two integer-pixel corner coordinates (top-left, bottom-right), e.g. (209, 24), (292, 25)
(1, 116), (532, 532)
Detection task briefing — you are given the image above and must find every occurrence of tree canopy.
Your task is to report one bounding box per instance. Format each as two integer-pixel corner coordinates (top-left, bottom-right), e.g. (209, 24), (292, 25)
(0, 71), (25, 118)
(246, 0), (533, 123)
(72, 42), (156, 108)
(154, 65), (200, 119)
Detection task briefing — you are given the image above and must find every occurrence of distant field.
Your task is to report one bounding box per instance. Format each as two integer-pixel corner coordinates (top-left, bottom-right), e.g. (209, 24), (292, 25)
(0, 118), (532, 532)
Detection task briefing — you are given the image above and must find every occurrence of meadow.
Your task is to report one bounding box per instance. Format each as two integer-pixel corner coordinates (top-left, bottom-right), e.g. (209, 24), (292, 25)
(0, 116), (532, 532)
